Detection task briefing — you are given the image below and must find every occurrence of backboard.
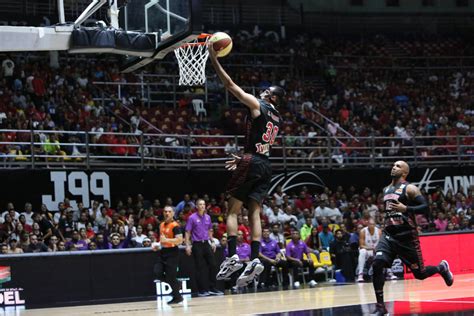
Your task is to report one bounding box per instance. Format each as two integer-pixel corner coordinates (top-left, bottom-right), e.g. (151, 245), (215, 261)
(120, 0), (203, 72)
(123, 0), (191, 36)
(0, 0), (202, 73)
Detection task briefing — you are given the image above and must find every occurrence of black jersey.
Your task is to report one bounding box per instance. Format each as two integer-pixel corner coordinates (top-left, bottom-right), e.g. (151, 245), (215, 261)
(244, 99), (281, 157)
(382, 181), (418, 237)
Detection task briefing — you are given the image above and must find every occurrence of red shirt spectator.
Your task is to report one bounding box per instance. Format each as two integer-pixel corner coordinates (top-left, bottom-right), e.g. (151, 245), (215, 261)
(115, 137), (128, 155)
(339, 105), (350, 123)
(295, 192), (312, 211)
(238, 223), (250, 244)
(138, 210), (159, 230)
(207, 201), (222, 217)
(216, 222), (227, 240)
(86, 227), (96, 239)
(32, 76), (46, 96)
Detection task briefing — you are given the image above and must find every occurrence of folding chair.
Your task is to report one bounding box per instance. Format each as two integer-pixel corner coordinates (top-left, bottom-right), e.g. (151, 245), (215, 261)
(192, 99), (207, 117)
(309, 252), (328, 282)
(319, 251), (335, 281)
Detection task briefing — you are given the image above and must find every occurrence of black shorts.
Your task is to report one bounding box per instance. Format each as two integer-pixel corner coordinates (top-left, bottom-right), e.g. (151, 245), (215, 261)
(226, 153), (272, 204)
(375, 231), (426, 273)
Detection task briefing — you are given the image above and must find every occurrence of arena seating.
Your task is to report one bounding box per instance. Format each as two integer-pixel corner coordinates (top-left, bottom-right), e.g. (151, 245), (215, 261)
(0, 33), (473, 256)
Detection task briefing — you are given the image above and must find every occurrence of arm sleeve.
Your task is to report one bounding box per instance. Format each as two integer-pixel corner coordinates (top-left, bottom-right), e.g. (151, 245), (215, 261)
(406, 195), (429, 215)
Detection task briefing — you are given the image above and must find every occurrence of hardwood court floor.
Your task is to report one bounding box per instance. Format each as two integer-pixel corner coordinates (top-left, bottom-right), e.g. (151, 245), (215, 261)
(20, 273), (474, 316)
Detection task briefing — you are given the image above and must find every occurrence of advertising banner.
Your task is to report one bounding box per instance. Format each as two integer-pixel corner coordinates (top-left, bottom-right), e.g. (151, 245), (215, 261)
(404, 232), (474, 279)
(0, 248), (222, 308)
(0, 167), (471, 210)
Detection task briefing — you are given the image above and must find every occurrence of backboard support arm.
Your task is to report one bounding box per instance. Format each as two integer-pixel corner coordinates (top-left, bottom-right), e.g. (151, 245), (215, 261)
(108, 0), (120, 29)
(57, 0), (66, 24)
(75, 0), (108, 26)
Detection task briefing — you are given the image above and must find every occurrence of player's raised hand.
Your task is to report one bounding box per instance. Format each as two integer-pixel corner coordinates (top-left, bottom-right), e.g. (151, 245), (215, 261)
(225, 154), (241, 171)
(207, 42), (218, 60)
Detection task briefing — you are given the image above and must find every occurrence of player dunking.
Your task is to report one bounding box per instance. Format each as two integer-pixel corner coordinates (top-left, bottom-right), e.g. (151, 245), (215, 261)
(208, 43), (284, 287)
(372, 161), (453, 315)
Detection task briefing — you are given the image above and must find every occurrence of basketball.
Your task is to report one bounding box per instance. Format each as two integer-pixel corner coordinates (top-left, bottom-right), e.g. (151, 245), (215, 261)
(209, 32), (233, 57)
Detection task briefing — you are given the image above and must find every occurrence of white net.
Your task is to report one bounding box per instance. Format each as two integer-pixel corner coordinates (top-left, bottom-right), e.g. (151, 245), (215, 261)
(174, 37), (210, 86)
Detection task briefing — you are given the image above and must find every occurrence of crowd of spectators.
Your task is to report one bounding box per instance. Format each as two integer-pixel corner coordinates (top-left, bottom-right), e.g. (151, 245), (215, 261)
(0, 32), (472, 165)
(0, 184), (472, 257)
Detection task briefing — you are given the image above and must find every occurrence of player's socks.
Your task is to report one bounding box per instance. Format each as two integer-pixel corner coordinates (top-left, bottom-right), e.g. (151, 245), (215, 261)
(228, 235), (237, 257)
(250, 241), (260, 260)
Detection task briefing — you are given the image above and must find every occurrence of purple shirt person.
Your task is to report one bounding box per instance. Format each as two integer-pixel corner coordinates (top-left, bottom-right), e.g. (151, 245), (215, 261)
(184, 200), (219, 296)
(237, 243), (250, 260)
(101, 222), (134, 249)
(185, 211), (212, 242)
(236, 230), (251, 261)
(286, 230), (316, 286)
(65, 239), (89, 251)
(286, 232), (310, 261)
(65, 230), (89, 251)
(260, 237), (280, 260)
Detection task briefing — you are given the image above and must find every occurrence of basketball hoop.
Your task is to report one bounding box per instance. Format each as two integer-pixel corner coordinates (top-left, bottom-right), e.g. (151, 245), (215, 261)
(174, 34), (211, 86)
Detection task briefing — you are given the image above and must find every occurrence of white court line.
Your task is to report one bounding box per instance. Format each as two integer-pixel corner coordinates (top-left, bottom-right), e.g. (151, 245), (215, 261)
(425, 300), (474, 304)
(249, 299), (474, 316)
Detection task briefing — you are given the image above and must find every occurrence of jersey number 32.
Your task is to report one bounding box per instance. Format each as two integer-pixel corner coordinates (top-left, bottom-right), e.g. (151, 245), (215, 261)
(262, 122), (279, 145)
(256, 122), (279, 155)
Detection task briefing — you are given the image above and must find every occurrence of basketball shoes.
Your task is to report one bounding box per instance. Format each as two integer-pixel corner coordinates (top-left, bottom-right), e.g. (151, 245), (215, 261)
(217, 254), (243, 280)
(372, 303), (388, 316)
(167, 296), (183, 305)
(236, 258), (264, 288)
(439, 260), (454, 286)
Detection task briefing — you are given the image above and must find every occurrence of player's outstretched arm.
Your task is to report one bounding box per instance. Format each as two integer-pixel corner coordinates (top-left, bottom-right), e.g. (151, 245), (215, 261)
(208, 43), (260, 112)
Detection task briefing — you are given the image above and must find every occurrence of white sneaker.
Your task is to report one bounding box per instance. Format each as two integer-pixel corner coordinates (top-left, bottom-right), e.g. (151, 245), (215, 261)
(308, 280), (317, 287)
(236, 258), (264, 288)
(388, 274), (398, 280)
(293, 281), (300, 288)
(357, 274), (364, 282)
(217, 254), (243, 280)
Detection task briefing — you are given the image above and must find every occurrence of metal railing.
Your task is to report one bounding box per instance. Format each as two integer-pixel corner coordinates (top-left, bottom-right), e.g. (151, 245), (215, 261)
(93, 73), (287, 108)
(0, 130), (472, 170)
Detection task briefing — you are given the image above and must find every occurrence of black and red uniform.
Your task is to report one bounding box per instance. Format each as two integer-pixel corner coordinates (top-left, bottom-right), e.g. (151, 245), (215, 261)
(375, 181), (427, 274)
(227, 99), (281, 204)
(372, 178), (452, 314)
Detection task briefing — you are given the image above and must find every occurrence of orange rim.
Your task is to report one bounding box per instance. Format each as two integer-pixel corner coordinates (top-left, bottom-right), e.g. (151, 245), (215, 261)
(178, 33), (212, 48)
(197, 33), (212, 39)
